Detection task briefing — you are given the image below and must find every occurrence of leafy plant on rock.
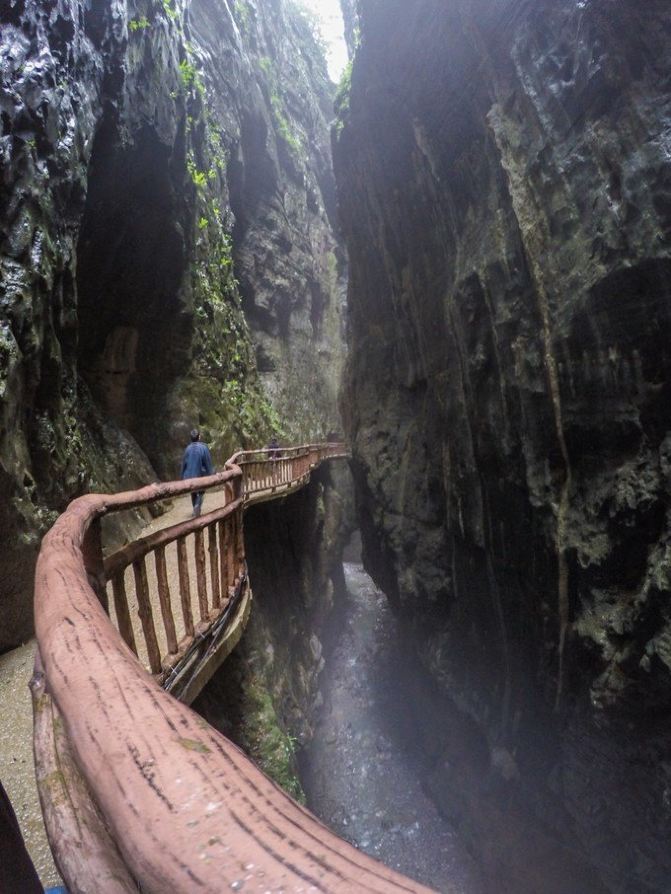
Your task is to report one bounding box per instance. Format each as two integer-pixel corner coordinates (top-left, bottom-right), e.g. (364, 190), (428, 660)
(129, 16), (150, 32)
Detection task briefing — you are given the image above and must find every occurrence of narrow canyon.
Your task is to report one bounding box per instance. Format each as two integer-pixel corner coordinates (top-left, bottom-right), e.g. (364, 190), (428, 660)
(1, 0), (671, 891)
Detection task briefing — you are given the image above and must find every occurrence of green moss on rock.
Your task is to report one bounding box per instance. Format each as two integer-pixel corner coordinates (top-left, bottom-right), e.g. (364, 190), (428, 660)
(238, 670), (306, 803)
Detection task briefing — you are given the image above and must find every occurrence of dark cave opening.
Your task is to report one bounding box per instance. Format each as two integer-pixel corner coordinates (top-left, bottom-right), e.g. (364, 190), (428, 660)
(76, 120), (192, 473)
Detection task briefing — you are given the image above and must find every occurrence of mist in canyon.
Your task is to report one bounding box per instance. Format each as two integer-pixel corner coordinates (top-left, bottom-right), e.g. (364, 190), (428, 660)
(1, 0), (671, 891)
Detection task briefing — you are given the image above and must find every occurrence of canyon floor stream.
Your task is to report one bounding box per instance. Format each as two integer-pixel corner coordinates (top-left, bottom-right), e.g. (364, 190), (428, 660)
(300, 551), (484, 894)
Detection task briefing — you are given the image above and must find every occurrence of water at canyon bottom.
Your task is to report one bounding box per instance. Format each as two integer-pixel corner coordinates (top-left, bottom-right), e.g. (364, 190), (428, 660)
(300, 556), (483, 894)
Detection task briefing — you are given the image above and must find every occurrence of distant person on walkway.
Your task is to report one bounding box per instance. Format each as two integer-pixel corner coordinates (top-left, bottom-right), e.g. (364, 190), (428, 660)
(182, 428), (214, 517)
(267, 436), (280, 460)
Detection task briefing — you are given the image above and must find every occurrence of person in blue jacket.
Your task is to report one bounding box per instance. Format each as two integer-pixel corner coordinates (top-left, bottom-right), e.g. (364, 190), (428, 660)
(182, 428), (214, 517)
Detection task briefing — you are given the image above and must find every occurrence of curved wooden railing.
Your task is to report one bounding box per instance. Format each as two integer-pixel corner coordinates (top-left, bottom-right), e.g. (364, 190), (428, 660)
(32, 443), (434, 893)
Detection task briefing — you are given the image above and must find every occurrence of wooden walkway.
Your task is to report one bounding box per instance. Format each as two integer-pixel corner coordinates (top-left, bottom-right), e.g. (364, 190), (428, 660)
(32, 444), (437, 893)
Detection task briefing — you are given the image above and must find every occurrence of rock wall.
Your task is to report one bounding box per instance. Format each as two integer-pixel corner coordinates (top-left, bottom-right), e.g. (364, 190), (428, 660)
(338, 0), (358, 58)
(194, 462), (354, 799)
(0, 0), (345, 649)
(195, 0), (347, 444)
(334, 1), (671, 890)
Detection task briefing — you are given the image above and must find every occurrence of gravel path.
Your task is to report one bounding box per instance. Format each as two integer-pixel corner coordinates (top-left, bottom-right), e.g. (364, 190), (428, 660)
(300, 562), (484, 894)
(0, 640), (60, 888)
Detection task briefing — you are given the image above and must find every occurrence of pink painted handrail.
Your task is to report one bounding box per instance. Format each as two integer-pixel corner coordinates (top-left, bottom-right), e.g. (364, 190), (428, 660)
(32, 443), (434, 893)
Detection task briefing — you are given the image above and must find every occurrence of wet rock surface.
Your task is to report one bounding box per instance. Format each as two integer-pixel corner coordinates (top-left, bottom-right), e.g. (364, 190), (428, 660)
(196, 463), (356, 798)
(0, 0), (345, 649)
(334, 0), (671, 889)
(338, 0), (359, 58)
(301, 562), (483, 894)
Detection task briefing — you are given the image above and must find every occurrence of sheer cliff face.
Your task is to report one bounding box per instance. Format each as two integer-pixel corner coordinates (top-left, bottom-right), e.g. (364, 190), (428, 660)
(335, 0), (671, 889)
(0, 0), (344, 649)
(338, 0), (358, 57)
(195, 463), (354, 800)
(195, 0), (346, 441)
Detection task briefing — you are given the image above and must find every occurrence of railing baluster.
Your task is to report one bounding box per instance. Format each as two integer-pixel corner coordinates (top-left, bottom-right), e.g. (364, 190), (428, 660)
(133, 558), (161, 674)
(82, 518), (108, 612)
(226, 514), (236, 592)
(176, 536), (194, 638)
(208, 524), (220, 611)
(218, 519), (228, 603)
(233, 514), (238, 585)
(194, 528), (208, 622)
(154, 546), (178, 657)
(236, 507), (244, 579)
(111, 573), (137, 656)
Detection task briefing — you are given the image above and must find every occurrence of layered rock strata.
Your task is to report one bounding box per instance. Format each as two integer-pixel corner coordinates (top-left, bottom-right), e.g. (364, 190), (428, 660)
(334, 1), (671, 890)
(0, 0), (344, 648)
